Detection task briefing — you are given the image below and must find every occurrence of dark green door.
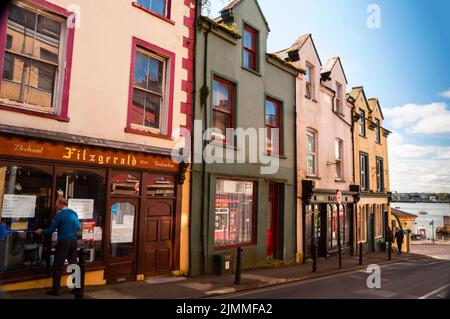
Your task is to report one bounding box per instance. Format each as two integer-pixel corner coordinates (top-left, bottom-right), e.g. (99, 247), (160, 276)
(368, 208), (375, 252)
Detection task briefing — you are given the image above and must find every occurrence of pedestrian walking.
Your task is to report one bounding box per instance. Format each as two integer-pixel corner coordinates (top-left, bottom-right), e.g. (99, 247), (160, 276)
(394, 227), (404, 255)
(35, 197), (81, 296)
(386, 226), (393, 253)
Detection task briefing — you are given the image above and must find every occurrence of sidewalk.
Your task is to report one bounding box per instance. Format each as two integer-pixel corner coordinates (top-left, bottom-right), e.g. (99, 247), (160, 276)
(6, 251), (427, 299)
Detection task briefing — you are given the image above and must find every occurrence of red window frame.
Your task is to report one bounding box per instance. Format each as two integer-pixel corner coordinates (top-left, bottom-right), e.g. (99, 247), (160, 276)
(125, 37), (175, 139)
(0, 0), (75, 122)
(132, 0), (175, 25)
(214, 178), (258, 250)
(265, 97), (282, 156)
(211, 75), (235, 145)
(243, 24), (257, 71)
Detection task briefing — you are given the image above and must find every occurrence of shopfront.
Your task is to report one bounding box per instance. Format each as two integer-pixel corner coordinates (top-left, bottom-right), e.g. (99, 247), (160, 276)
(0, 134), (183, 288)
(302, 182), (356, 260)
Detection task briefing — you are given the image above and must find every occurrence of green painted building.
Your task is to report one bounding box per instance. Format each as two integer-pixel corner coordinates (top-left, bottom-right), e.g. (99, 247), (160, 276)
(190, 0), (300, 275)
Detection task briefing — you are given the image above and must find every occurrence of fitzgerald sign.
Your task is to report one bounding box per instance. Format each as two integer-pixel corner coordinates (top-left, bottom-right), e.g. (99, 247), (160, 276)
(0, 136), (178, 172)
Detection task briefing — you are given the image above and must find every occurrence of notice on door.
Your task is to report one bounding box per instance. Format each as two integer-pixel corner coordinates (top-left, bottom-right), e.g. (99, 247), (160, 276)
(111, 223), (134, 244)
(1, 194), (36, 218)
(68, 199), (94, 220)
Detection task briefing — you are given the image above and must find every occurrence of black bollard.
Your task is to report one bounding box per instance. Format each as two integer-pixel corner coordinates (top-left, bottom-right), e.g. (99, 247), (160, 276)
(234, 247), (243, 285)
(74, 248), (86, 299)
(359, 242), (363, 265)
(388, 242), (392, 261)
(312, 242), (317, 273)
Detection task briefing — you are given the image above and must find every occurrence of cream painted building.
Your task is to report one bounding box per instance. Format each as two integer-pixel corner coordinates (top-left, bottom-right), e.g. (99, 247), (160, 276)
(0, 0), (195, 291)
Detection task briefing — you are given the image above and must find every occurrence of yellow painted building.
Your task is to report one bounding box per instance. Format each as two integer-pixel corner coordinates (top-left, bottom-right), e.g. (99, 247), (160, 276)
(349, 87), (392, 253)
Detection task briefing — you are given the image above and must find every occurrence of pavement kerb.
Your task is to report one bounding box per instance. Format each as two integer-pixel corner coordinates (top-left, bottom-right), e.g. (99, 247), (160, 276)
(201, 255), (427, 298)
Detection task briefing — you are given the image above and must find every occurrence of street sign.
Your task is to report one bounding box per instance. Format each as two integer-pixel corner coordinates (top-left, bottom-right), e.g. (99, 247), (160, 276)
(336, 191), (343, 205)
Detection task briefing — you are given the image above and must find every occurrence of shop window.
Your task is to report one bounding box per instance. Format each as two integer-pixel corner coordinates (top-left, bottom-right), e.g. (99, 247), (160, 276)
(375, 205), (383, 238)
(110, 202), (136, 258)
(111, 173), (140, 196)
(214, 179), (255, 248)
(56, 170), (106, 263)
(146, 175), (175, 197)
(0, 164), (52, 273)
(0, 2), (73, 115)
(345, 206), (351, 245)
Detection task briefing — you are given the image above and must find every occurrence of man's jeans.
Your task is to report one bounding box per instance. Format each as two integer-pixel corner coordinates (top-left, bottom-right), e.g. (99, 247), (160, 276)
(52, 239), (78, 293)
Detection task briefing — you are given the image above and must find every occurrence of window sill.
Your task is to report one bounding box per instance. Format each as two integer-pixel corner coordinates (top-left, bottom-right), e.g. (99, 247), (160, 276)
(335, 179), (346, 183)
(312, 99), (318, 103)
(0, 103), (69, 122)
(241, 66), (261, 77)
(263, 152), (287, 159)
(359, 134), (367, 139)
(125, 127), (173, 140)
(209, 140), (240, 151)
(335, 110), (345, 117)
(215, 242), (255, 251)
(132, 2), (175, 25)
(306, 175), (321, 180)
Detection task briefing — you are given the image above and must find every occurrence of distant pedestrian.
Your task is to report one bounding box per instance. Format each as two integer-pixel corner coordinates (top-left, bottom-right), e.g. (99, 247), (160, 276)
(395, 227), (404, 255)
(385, 226), (393, 252)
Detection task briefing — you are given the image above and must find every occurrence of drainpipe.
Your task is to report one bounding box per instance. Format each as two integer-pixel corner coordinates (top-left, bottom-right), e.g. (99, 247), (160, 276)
(350, 102), (358, 253)
(199, 21), (213, 275)
(293, 78), (298, 263)
(188, 0), (202, 277)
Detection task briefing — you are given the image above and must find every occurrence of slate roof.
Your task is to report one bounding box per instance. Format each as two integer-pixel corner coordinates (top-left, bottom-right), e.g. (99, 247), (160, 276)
(320, 56), (349, 84)
(219, 0), (270, 31)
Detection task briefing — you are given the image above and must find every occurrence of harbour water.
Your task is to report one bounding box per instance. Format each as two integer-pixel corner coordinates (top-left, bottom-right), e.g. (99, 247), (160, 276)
(392, 202), (450, 238)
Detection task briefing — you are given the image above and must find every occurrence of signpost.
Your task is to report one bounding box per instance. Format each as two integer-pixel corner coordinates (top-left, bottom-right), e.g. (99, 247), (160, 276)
(337, 191), (342, 269)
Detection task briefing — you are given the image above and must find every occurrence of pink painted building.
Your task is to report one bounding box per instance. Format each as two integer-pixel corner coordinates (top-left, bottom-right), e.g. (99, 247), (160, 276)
(277, 34), (356, 262)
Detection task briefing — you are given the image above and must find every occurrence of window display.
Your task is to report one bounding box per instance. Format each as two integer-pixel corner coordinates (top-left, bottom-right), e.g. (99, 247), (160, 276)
(214, 179), (255, 248)
(0, 164), (52, 272)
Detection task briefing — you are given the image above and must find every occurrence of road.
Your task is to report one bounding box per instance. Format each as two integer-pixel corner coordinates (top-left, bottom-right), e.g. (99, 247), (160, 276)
(221, 258), (450, 299)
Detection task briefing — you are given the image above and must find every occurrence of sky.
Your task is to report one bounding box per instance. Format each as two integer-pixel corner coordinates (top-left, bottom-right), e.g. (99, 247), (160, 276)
(206, 0), (450, 193)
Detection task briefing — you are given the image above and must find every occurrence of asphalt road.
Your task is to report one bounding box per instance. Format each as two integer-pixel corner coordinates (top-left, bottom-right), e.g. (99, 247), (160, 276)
(222, 258), (450, 299)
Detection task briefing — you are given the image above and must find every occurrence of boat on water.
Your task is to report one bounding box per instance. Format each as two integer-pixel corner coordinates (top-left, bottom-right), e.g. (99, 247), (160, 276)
(419, 210), (428, 215)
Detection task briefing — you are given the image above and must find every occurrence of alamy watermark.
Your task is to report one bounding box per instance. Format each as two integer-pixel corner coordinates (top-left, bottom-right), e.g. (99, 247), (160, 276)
(367, 4), (381, 29)
(366, 264), (381, 289)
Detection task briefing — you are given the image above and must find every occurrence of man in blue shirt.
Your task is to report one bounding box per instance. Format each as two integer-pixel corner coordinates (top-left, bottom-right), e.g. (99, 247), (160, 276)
(36, 197), (81, 296)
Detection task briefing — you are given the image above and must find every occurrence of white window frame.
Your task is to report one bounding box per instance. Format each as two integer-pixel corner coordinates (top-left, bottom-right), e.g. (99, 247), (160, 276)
(306, 129), (317, 176)
(335, 139), (343, 180)
(305, 62), (314, 100)
(335, 82), (343, 113)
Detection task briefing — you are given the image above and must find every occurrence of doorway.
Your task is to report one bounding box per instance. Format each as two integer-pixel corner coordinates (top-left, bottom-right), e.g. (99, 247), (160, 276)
(267, 183), (281, 259)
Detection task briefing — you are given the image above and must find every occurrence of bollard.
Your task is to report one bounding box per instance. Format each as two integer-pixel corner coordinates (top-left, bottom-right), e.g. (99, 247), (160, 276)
(74, 248), (86, 299)
(234, 247), (243, 285)
(388, 242), (392, 261)
(312, 242), (317, 273)
(358, 242), (363, 265)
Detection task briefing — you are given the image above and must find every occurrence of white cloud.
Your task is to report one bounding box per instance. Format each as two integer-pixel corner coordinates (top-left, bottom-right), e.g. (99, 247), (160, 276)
(388, 133), (450, 192)
(384, 102), (450, 134)
(439, 88), (450, 99)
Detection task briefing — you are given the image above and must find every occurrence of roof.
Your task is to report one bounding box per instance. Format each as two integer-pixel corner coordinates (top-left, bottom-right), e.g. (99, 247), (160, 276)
(368, 98), (385, 120)
(220, 0), (270, 32)
(274, 33), (323, 66)
(321, 56), (348, 84)
(391, 208), (418, 219)
(349, 86), (371, 112)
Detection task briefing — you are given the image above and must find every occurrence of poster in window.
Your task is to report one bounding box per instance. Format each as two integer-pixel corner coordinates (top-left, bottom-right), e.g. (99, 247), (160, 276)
(82, 221), (96, 241)
(68, 198), (94, 220)
(1, 194), (36, 218)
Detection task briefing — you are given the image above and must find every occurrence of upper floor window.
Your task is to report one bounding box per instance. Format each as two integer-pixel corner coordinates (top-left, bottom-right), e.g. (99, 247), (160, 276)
(212, 76), (235, 144)
(243, 24), (258, 71)
(375, 119), (381, 143)
(376, 157), (384, 192)
(359, 109), (366, 137)
(137, 0), (168, 17)
(130, 47), (167, 133)
(0, 2), (73, 117)
(306, 130), (317, 176)
(305, 63), (314, 99)
(335, 139), (343, 180)
(265, 97), (282, 156)
(335, 82), (343, 113)
(360, 153), (369, 191)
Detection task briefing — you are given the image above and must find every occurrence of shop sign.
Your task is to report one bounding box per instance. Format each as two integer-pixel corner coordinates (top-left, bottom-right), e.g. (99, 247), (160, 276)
(1, 194), (36, 218)
(68, 198), (94, 220)
(0, 136), (178, 172)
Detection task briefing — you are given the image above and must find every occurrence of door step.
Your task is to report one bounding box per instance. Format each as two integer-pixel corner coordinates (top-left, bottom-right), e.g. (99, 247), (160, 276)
(145, 276), (186, 285)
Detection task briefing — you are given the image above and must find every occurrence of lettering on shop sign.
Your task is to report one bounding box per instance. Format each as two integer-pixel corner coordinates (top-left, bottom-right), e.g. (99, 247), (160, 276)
(63, 147), (138, 166)
(0, 136), (178, 172)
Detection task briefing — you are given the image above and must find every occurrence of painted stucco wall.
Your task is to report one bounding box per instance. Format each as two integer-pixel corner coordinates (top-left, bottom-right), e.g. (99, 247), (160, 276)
(292, 37), (354, 260)
(191, 0), (297, 275)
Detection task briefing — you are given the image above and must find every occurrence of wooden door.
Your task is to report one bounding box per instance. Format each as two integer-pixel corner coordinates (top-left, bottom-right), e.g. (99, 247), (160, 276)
(267, 183), (279, 258)
(105, 198), (139, 282)
(139, 199), (174, 277)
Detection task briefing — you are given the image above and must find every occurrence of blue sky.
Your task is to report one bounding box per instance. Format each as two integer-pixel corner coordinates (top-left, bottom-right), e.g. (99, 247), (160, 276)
(207, 0), (450, 193)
